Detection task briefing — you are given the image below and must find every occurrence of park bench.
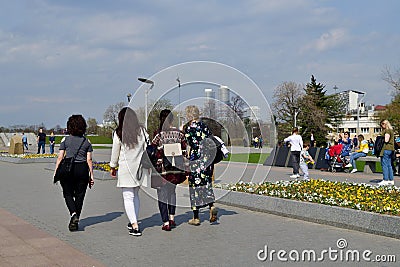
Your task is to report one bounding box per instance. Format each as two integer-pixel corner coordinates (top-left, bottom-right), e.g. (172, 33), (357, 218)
(357, 156), (380, 174)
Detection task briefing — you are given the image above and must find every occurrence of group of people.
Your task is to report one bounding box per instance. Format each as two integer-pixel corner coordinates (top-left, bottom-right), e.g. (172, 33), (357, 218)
(284, 127), (314, 180)
(252, 135), (263, 149)
(22, 129), (56, 154)
(285, 119), (398, 186)
(53, 105), (219, 236)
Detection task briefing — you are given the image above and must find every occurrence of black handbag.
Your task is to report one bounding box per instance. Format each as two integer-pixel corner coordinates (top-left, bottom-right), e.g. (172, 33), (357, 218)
(139, 128), (157, 169)
(373, 136), (384, 158)
(137, 128), (157, 181)
(54, 137), (86, 183)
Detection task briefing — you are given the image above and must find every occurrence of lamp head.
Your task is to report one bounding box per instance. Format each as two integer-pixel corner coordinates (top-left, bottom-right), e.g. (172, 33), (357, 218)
(138, 77), (154, 84)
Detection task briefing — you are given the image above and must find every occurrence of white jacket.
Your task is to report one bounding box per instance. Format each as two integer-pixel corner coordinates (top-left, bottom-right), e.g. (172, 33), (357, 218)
(284, 134), (303, 152)
(110, 130), (149, 188)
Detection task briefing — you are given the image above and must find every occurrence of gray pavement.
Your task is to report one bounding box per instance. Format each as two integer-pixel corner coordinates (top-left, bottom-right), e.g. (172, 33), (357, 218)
(0, 148), (400, 266)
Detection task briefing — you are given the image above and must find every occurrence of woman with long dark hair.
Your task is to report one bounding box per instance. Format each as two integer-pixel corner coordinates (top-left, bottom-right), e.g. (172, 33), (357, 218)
(54, 114), (94, 231)
(110, 107), (149, 236)
(151, 109), (187, 231)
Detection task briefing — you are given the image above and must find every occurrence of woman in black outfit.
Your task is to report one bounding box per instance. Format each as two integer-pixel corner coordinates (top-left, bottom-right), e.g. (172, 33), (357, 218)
(54, 114), (94, 231)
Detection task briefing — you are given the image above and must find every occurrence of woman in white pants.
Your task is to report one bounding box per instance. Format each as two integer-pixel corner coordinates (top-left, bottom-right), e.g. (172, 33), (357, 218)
(110, 107), (149, 236)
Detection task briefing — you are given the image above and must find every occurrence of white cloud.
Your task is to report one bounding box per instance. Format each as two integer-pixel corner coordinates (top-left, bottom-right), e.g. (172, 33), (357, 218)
(28, 96), (80, 104)
(302, 28), (348, 52)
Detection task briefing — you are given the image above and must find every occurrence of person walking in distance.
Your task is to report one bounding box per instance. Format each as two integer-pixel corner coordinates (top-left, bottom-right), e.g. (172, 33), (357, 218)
(22, 132), (28, 151)
(37, 128), (46, 154)
(284, 128), (303, 178)
(49, 132), (56, 154)
(310, 130), (315, 148)
(110, 107), (149, 236)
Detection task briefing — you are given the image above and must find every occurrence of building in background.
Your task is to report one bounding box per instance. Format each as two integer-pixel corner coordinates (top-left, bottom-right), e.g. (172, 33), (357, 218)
(217, 85), (230, 119)
(328, 90), (383, 141)
(204, 88), (216, 119)
(243, 106), (260, 122)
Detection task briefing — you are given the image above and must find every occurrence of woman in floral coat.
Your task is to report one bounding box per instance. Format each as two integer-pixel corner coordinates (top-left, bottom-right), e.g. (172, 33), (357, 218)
(184, 105), (218, 225)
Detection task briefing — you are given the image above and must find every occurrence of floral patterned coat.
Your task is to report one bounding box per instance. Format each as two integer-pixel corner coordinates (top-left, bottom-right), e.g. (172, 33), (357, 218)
(184, 120), (215, 210)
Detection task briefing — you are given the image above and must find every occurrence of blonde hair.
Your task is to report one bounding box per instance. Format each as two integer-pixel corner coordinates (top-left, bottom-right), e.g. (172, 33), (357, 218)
(380, 119), (393, 130)
(185, 105), (200, 121)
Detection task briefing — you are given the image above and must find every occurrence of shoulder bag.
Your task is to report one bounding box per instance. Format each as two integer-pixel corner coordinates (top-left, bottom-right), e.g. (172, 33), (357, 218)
(137, 128), (157, 181)
(54, 137), (86, 183)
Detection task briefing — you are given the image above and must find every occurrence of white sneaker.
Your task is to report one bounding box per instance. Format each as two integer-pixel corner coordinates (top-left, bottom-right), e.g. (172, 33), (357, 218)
(387, 180), (394, 186)
(345, 163), (352, 168)
(350, 169), (357, 173)
(290, 174), (298, 179)
(378, 180), (388, 186)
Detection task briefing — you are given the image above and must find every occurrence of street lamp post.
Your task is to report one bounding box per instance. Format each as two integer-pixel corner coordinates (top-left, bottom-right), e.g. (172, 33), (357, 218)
(138, 78), (154, 129)
(293, 107), (300, 128)
(356, 92), (366, 134)
(176, 76), (181, 128)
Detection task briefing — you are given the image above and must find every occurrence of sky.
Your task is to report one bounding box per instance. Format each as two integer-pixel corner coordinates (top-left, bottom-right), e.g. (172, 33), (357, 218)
(0, 0), (399, 129)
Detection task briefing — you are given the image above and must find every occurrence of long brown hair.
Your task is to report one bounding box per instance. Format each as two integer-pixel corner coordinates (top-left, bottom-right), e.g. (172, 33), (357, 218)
(115, 107), (141, 148)
(159, 109), (173, 131)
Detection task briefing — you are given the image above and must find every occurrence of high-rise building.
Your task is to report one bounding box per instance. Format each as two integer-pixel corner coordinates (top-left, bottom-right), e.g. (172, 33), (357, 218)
(204, 88), (216, 118)
(218, 85), (230, 118)
(338, 90), (365, 113)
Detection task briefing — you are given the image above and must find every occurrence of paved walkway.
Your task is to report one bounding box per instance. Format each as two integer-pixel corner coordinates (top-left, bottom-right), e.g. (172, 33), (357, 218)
(1, 149), (400, 266)
(0, 208), (105, 267)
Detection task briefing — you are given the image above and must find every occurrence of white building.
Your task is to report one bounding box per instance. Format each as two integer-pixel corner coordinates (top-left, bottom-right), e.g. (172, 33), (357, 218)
(243, 106), (261, 122)
(328, 90), (382, 141)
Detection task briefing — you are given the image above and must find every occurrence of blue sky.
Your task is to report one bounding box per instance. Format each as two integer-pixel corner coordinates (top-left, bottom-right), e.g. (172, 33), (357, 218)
(1, 0), (399, 128)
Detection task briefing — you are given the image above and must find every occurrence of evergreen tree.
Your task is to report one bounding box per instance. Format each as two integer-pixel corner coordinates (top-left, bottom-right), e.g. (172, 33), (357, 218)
(298, 75), (345, 146)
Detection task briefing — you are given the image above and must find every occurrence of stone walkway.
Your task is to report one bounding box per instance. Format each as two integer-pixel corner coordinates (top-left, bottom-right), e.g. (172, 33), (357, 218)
(0, 208), (105, 267)
(1, 149), (399, 266)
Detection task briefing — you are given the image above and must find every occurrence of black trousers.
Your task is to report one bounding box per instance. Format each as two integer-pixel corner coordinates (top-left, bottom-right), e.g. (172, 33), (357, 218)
(157, 182), (176, 223)
(290, 151), (301, 174)
(60, 162), (90, 217)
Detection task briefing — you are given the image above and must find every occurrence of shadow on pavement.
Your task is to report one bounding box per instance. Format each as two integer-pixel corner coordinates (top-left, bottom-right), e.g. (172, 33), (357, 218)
(79, 211), (124, 230)
(140, 208), (239, 230)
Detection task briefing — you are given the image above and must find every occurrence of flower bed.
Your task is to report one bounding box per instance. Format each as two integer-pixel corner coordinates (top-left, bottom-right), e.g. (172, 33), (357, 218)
(93, 161), (116, 172)
(215, 179), (400, 216)
(0, 153), (57, 158)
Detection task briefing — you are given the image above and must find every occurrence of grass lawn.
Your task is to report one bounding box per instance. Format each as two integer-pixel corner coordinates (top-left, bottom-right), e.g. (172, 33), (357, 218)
(50, 135), (113, 144)
(355, 161), (382, 172)
(223, 153), (270, 164)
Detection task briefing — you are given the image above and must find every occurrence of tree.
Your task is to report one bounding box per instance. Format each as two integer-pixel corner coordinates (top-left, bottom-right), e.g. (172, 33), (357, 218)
(382, 66), (400, 92)
(86, 118), (98, 135)
(146, 99), (174, 139)
(377, 95), (400, 136)
(103, 102), (125, 130)
(380, 65), (400, 135)
(298, 75), (346, 146)
(229, 95), (246, 119)
(272, 81), (304, 141)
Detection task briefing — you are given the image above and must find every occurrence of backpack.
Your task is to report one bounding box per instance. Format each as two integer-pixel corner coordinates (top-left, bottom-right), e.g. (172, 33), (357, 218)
(163, 143), (185, 174)
(206, 135), (229, 165)
(373, 136), (384, 158)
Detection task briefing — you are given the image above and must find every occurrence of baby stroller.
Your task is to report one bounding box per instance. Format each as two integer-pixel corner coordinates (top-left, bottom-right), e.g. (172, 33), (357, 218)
(326, 143), (350, 173)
